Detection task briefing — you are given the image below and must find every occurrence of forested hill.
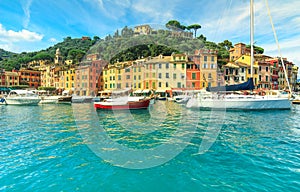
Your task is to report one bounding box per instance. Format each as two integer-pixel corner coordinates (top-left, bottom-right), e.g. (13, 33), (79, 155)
(0, 48), (16, 61)
(0, 26), (240, 71)
(0, 36), (98, 71)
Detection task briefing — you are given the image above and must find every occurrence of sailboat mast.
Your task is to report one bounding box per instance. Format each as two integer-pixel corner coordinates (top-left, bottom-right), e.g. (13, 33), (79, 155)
(250, 0), (254, 78)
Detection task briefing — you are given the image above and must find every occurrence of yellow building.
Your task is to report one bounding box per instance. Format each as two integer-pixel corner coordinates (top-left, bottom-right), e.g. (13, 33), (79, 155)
(59, 67), (75, 92)
(144, 55), (172, 91)
(194, 49), (219, 88)
(169, 53), (189, 89)
(4, 71), (19, 87)
(134, 25), (152, 35)
(235, 55), (259, 86)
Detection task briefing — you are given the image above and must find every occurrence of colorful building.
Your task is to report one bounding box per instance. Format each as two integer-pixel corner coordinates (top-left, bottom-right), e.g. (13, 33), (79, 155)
(19, 69), (41, 89)
(194, 49), (219, 88)
(229, 43), (251, 61)
(4, 71), (19, 87)
(74, 59), (106, 96)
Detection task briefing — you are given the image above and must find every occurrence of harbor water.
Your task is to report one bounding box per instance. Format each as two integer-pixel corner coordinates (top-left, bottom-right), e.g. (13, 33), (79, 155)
(0, 102), (299, 191)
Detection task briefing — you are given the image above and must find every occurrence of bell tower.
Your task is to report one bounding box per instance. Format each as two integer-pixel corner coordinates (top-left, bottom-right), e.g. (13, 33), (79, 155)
(54, 48), (62, 65)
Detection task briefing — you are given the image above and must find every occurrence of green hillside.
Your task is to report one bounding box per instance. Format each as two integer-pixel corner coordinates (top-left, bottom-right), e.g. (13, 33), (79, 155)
(0, 26), (235, 70)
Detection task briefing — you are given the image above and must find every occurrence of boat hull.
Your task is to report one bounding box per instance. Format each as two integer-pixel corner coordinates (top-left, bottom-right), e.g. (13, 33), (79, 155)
(5, 97), (41, 105)
(187, 97), (291, 110)
(94, 99), (150, 110)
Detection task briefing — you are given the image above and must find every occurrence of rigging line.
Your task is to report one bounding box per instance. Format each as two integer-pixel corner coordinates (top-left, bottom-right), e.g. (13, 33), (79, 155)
(212, 0), (233, 42)
(265, 0), (292, 93)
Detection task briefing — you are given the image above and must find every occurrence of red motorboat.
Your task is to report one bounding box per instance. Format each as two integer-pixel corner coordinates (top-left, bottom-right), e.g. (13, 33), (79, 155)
(94, 97), (150, 110)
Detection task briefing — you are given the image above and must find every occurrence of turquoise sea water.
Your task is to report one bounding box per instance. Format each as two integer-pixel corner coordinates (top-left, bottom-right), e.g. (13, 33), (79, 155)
(0, 102), (299, 191)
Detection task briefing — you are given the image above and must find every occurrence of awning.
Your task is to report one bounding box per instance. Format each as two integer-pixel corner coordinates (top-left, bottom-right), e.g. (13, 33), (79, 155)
(155, 89), (166, 93)
(133, 90), (143, 94)
(98, 90), (112, 93)
(142, 89), (151, 93)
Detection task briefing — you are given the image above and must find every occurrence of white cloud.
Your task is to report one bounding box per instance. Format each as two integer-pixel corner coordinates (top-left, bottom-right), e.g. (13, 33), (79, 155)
(21, 0), (33, 28)
(0, 24), (43, 43)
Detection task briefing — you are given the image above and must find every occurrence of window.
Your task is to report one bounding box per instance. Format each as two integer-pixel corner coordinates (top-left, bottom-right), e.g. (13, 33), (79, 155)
(173, 64), (176, 69)
(166, 82), (169, 87)
(158, 82), (162, 87)
(192, 73), (196, 80)
(204, 56), (207, 61)
(173, 74), (176, 79)
(134, 68), (136, 72)
(152, 82), (156, 89)
(166, 73), (169, 78)
(134, 75), (136, 80)
(182, 64), (185, 69)
(210, 64), (215, 69)
(177, 82), (181, 88)
(138, 67), (141, 72)
(266, 76), (269, 82)
(159, 64), (162, 69)
(126, 83), (129, 87)
(125, 68), (130, 72)
(248, 69), (251, 74)
(118, 75), (121, 80)
(126, 75), (130, 79)
(259, 66), (262, 71)
(208, 73), (212, 79)
(166, 63), (169, 69)
(211, 56), (215, 62)
(138, 75), (141, 80)
(241, 68), (245, 73)
(259, 75), (262, 81)
(158, 73), (162, 79)
(203, 63), (207, 69)
(117, 83), (121, 89)
(192, 82), (195, 88)
(146, 82), (149, 89)
(266, 67), (269, 72)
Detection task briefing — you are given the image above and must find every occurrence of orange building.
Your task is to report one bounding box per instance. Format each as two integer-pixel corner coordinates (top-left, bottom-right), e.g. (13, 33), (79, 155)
(19, 69), (41, 89)
(186, 56), (201, 89)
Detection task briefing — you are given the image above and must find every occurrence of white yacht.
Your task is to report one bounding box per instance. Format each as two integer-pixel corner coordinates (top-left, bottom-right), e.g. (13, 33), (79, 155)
(186, 0), (291, 110)
(4, 90), (41, 105)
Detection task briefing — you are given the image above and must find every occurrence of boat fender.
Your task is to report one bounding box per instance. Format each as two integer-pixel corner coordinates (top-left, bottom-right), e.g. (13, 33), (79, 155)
(0, 98), (5, 103)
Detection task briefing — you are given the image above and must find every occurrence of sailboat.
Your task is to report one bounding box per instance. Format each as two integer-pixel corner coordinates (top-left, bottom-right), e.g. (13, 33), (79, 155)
(186, 0), (291, 110)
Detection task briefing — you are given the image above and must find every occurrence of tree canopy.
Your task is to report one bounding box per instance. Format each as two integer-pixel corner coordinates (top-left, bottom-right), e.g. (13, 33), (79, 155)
(187, 24), (201, 38)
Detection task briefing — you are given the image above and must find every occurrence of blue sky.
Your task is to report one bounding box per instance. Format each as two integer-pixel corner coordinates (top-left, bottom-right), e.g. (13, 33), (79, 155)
(0, 0), (299, 69)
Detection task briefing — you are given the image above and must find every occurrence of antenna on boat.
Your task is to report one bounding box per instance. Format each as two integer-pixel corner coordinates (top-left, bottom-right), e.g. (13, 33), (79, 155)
(265, 0), (292, 94)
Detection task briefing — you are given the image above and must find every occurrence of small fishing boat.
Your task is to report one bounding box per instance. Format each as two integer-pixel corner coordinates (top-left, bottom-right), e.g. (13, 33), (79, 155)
(4, 90), (41, 105)
(94, 96), (150, 110)
(57, 95), (72, 104)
